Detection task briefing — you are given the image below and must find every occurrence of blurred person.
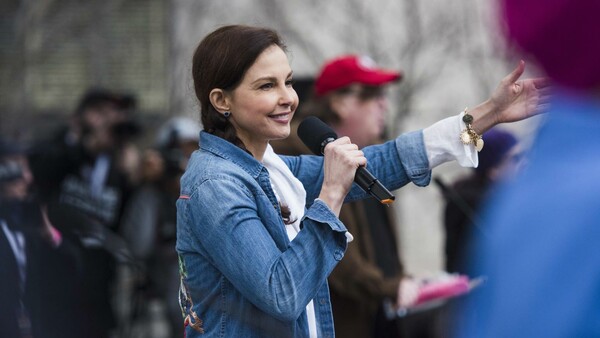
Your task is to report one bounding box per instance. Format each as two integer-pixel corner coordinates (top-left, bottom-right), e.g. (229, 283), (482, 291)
(177, 24), (547, 338)
(278, 54), (440, 338)
(438, 128), (520, 275)
(27, 88), (142, 338)
(29, 87), (142, 231)
(120, 116), (200, 338)
(456, 1), (600, 337)
(0, 138), (83, 338)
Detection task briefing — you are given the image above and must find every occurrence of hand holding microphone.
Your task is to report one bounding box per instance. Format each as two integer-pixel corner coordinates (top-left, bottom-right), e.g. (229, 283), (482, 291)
(298, 116), (395, 206)
(317, 136), (366, 215)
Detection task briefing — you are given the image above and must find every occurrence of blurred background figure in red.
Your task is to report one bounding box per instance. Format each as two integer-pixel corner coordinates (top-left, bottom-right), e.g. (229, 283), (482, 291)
(1, 138), (84, 338)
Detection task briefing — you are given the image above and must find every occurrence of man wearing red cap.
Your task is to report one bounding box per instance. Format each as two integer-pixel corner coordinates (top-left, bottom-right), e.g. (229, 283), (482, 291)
(308, 55), (402, 149)
(295, 55), (438, 338)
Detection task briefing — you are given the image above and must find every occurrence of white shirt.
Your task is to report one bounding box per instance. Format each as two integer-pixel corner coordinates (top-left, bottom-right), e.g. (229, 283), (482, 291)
(263, 144), (321, 338)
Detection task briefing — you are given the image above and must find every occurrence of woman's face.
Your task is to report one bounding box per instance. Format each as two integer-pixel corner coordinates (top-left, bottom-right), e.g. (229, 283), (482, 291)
(226, 45), (298, 155)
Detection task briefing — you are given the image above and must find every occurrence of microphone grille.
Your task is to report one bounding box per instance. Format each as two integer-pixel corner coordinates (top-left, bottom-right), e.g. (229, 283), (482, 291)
(297, 116), (338, 155)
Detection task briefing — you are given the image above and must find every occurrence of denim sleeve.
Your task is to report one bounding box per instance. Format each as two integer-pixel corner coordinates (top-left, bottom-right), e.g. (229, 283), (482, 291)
(281, 130), (432, 203)
(182, 177), (347, 321)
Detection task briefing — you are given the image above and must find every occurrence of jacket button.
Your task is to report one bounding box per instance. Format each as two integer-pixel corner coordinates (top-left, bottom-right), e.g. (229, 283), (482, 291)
(333, 250), (343, 261)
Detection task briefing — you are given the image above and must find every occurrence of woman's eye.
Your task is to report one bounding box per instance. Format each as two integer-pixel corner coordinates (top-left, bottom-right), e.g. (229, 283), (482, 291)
(260, 83), (274, 90)
(285, 79), (295, 87)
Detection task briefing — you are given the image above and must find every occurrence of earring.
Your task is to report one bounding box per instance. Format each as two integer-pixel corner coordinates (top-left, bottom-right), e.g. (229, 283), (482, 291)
(223, 111), (231, 118)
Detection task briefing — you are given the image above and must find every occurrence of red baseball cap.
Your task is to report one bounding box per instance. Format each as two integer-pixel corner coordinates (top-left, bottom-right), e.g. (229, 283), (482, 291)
(314, 55), (402, 97)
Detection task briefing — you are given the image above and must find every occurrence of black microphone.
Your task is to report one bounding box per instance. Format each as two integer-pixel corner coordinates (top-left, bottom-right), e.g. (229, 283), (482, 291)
(297, 116), (395, 205)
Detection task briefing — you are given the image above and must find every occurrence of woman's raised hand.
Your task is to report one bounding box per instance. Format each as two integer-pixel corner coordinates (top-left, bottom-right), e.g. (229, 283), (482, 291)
(491, 60), (552, 123)
(471, 60), (552, 134)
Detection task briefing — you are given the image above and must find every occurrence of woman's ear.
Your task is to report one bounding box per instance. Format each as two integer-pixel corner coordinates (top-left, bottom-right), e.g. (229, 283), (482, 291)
(209, 88), (230, 113)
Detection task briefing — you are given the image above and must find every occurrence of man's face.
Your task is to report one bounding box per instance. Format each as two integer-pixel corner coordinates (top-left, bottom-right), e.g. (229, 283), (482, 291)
(83, 102), (128, 130)
(334, 84), (389, 148)
(80, 102), (129, 151)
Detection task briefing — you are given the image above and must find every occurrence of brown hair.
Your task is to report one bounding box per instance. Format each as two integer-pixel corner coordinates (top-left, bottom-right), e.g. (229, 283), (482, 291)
(192, 25), (294, 224)
(192, 25), (287, 148)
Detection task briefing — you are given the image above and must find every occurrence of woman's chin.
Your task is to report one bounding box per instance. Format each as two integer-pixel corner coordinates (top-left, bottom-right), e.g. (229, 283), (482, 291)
(270, 127), (291, 141)
(270, 133), (290, 142)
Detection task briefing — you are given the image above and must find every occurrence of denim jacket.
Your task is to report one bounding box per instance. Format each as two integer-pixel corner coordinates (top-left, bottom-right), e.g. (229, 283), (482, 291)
(176, 131), (430, 338)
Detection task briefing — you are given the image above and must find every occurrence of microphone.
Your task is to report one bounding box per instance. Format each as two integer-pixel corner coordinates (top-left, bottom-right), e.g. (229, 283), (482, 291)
(297, 116), (395, 205)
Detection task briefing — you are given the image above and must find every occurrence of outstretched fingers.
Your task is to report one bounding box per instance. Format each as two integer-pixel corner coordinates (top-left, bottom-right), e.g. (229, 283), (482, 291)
(504, 60), (526, 84)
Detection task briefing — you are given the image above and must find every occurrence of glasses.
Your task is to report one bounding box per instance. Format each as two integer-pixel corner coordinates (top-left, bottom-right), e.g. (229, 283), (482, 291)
(338, 85), (386, 101)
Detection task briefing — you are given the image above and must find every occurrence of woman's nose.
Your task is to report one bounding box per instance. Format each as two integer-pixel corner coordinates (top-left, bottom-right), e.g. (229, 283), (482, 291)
(279, 86), (296, 107)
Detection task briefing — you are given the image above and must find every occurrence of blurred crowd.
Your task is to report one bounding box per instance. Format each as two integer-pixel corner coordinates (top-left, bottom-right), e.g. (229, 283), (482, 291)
(1, 88), (199, 338)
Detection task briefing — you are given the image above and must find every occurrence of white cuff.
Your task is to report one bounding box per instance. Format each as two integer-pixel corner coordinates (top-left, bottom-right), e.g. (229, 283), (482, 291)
(422, 111), (479, 169)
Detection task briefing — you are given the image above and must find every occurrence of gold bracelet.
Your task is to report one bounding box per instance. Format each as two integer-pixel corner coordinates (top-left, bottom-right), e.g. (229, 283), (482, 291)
(459, 107), (484, 152)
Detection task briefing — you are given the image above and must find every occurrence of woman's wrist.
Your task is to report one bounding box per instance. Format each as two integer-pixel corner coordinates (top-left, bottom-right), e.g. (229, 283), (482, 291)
(317, 188), (345, 217)
(468, 99), (500, 135)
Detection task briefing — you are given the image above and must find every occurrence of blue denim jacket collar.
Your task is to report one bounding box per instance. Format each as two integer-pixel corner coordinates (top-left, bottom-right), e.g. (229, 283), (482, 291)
(200, 131), (264, 179)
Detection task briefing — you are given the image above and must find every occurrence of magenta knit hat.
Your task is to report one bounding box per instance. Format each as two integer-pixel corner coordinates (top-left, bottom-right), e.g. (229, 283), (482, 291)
(500, 0), (600, 90)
